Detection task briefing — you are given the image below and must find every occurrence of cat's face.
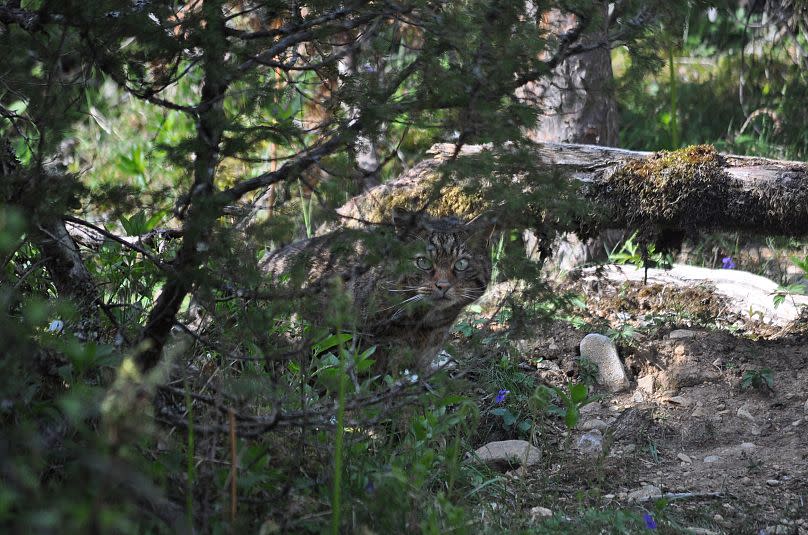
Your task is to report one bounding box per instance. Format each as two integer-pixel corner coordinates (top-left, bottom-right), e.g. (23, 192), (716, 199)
(391, 210), (494, 312)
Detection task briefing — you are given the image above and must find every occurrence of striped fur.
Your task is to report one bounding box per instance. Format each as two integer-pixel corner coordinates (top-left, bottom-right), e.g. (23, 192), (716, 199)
(261, 210), (494, 370)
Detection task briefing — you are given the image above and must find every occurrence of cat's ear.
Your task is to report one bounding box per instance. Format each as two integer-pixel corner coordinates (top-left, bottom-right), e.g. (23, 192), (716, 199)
(465, 213), (498, 244)
(392, 208), (430, 239)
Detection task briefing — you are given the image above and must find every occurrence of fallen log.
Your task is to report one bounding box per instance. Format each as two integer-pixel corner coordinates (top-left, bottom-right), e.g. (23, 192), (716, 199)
(335, 142), (808, 238)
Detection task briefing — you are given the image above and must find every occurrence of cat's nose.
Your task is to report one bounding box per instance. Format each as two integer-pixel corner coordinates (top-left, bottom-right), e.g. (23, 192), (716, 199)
(435, 279), (451, 292)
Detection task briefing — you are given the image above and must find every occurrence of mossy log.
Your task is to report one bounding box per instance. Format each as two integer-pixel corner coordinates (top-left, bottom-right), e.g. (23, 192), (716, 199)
(337, 142), (808, 237)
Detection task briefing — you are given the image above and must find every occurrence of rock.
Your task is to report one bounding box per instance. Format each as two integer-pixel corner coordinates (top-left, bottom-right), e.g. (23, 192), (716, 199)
(536, 360), (561, 372)
(691, 406), (708, 418)
(704, 455), (721, 463)
(632, 391), (645, 403)
(580, 418), (608, 432)
(529, 506), (553, 519)
(766, 479), (781, 486)
(637, 375), (655, 395)
(669, 329), (698, 339)
(737, 406), (755, 422)
(579, 333), (630, 392)
(804, 398), (808, 414)
(576, 429), (603, 454)
(686, 528), (719, 535)
(677, 453), (693, 464)
(627, 484), (662, 502)
(469, 440), (541, 469)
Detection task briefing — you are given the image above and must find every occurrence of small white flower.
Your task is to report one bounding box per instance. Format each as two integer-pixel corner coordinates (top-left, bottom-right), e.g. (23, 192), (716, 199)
(47, 320), (64, 333)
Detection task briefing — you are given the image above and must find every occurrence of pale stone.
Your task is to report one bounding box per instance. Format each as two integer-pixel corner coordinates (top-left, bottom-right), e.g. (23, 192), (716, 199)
(669, 329), (698, 339)
(470, 440), (541, 468)
(580, 418), (608, 432)
(637, 375), (655, 395)
(627, 484), (662, 502)
(766, 479), (780, 486)
(579, 333), (630, 392)
(530, 506), (553, 519)
(704, 455), (721, 463)
(737, 406), (755, 421)
(677, 453), (693, 463)
(576, 429), (603, 454)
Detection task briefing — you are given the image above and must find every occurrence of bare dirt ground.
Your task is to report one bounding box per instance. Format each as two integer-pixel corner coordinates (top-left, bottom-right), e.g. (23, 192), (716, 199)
(486, 273), (808, 534)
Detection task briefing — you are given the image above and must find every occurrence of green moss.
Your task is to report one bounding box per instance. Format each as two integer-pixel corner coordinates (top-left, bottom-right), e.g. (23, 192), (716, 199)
(599, 144), (731, 228)
(351, 175), (488, 224)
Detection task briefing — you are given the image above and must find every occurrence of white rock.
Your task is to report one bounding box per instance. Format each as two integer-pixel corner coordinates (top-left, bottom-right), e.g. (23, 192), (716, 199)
(803, 398), (808, 414)
(580, 418), (608, 432)
(677, 453), (693, 463)
(669, 329), (698, 339)
(627, 484), (662, 502)
(529, 506), (553, 519)
(580, 264), (808, 326)
(579, 333), (630, 392)
(632, 391), (645, 403)
(704, 455), (721, 463)
(737, 406), (755, 422)
(637, 375), (655, 395)
(470, 440), (541, 468)
(576, 429), (603, 454)
(766, 479), (781, 486)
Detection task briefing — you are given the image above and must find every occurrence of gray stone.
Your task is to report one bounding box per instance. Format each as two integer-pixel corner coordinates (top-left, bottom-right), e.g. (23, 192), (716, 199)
(803, 398), (808, 414)
(580, 418), (608, 432)
(627, 484), (662, 502)
(469, 440), (541, 469)
(637, 375), (655, 395)
(529, 506), (553, 519)
(669, 329), (698, 339)
(579, 333), (630, 392)
(703, 455), (721, 463)
(737, 406), (755, 422)
(766, 479), (781, 486)
(677, 453), (693, 463)
(575, 429), (603, 454)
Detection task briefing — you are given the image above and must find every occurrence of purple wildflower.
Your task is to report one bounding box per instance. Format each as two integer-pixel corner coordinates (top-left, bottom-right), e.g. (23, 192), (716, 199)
(643, 513), (657, 529)
(721, 256), (736, 269)
(495, 389), (510, 404)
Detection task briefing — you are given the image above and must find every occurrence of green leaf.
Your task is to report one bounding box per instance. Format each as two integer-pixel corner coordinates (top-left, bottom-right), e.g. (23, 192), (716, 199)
(564, 406), (580, 429)
(312, 333), (352, 355)
(570, 383), (588, 404)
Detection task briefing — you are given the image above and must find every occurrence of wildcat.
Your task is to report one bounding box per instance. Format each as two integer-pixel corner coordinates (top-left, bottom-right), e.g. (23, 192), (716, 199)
(260, 209), (495, 370)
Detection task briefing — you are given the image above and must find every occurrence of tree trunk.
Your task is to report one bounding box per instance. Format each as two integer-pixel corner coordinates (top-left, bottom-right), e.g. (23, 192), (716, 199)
(518, 2), (618, 146)
(517, 1), (620, 267)
(336, 142), (808, 239)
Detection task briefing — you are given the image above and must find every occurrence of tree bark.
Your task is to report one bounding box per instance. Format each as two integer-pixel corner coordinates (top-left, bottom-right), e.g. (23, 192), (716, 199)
(336, 142), (808, 238)
(518, 2), (618, 146)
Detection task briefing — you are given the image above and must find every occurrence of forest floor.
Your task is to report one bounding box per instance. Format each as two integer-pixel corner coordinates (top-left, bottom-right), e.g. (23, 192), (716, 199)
(469, 269), (808, 534)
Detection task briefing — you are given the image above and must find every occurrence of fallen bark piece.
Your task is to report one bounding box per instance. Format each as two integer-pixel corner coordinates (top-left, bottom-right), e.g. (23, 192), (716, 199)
(581, 263), (808, 326)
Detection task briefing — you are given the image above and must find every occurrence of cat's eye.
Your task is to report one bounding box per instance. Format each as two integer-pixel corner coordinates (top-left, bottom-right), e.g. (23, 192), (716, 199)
(415, 256), (433, 270)
(454, 258), (470, 271)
